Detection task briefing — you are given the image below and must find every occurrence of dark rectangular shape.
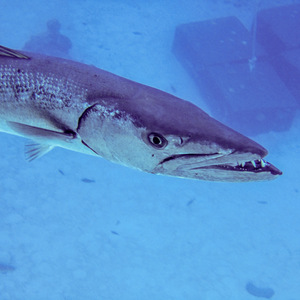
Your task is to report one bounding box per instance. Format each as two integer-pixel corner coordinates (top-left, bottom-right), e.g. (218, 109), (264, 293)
(173, 15), (298, 135)
(173, 16), (265, 67)
(269, 49), (300, 104)
(257, 4), (300, 55)
(201, 61), (297, 134)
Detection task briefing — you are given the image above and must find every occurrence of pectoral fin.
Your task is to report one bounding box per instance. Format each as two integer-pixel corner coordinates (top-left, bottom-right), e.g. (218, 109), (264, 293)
(8, 122), (76, 142)
(8, 122), (77, 161)
(0, 45), (30, 59)
(25, 143), (54, 161)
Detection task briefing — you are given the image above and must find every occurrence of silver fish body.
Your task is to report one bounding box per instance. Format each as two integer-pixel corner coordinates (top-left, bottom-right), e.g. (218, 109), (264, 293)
(0, 46), (282, 181)
(0, 48), (130, 156)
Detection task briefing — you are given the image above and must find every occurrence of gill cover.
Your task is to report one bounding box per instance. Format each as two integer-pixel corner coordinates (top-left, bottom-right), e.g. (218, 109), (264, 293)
(77, 104), (107, 156)
(77, 103), (153, 170)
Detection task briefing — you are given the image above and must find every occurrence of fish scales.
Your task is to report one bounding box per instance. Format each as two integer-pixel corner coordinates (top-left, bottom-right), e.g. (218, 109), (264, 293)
(0, 64), (87, 110)
(0, 58), (91, 135)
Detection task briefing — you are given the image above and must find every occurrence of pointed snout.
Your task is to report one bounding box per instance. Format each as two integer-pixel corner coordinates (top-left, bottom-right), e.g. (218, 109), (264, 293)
(224, 128), (268, 158)
(195, 116), (268, 158)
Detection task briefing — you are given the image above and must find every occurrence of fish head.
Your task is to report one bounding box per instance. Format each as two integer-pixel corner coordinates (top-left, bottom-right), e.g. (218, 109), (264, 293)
(78, 87), (282, 182)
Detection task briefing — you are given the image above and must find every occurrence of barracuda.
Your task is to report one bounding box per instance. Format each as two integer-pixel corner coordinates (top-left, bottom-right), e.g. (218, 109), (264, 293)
(0, 45), (282, 182)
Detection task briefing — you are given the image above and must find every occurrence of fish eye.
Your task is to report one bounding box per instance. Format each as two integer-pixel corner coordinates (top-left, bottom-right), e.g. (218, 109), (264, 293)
(148, 133), (167, 149)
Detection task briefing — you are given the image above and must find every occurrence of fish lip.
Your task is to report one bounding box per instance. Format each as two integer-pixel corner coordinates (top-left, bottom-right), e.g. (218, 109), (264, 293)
(159, 153), (220, 165)
(159, 153), (282, 176)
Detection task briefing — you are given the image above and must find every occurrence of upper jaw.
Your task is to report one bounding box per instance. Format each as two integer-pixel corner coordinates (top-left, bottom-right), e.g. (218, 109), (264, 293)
(159, 150), (260, 169)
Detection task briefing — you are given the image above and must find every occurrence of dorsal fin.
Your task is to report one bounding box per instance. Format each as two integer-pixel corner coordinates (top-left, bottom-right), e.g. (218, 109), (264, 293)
(0, 45), (30, 59)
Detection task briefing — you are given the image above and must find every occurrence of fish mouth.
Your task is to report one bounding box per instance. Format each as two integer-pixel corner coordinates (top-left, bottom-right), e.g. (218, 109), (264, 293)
(158, 153), (282, 181)
(192, 158), (282, 175)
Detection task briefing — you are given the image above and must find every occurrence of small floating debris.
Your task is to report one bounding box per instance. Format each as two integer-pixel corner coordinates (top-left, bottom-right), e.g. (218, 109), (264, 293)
(186, 198), (195, 206)
(246, 282), (275, 299)
(170, 85), (177, 93)
(257, 201), (268, 205)
(81, 178), (95, 183)
(0, 263), (15, 274)
(111, 231), (119, 236)
(58, 169), (65, 175)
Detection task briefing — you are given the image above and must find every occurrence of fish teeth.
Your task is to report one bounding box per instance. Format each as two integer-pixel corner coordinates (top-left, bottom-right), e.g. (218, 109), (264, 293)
(261, 159), (266, 168)
(251, 160), (256, 168)
(237, 161), (245, 168)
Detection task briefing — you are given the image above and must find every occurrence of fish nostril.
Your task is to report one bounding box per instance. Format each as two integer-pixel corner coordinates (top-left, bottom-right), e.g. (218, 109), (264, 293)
(177, 136), (191, 146)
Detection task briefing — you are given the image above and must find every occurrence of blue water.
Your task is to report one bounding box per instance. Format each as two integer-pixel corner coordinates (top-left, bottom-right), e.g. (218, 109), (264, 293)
(1, 1), (300, 299)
